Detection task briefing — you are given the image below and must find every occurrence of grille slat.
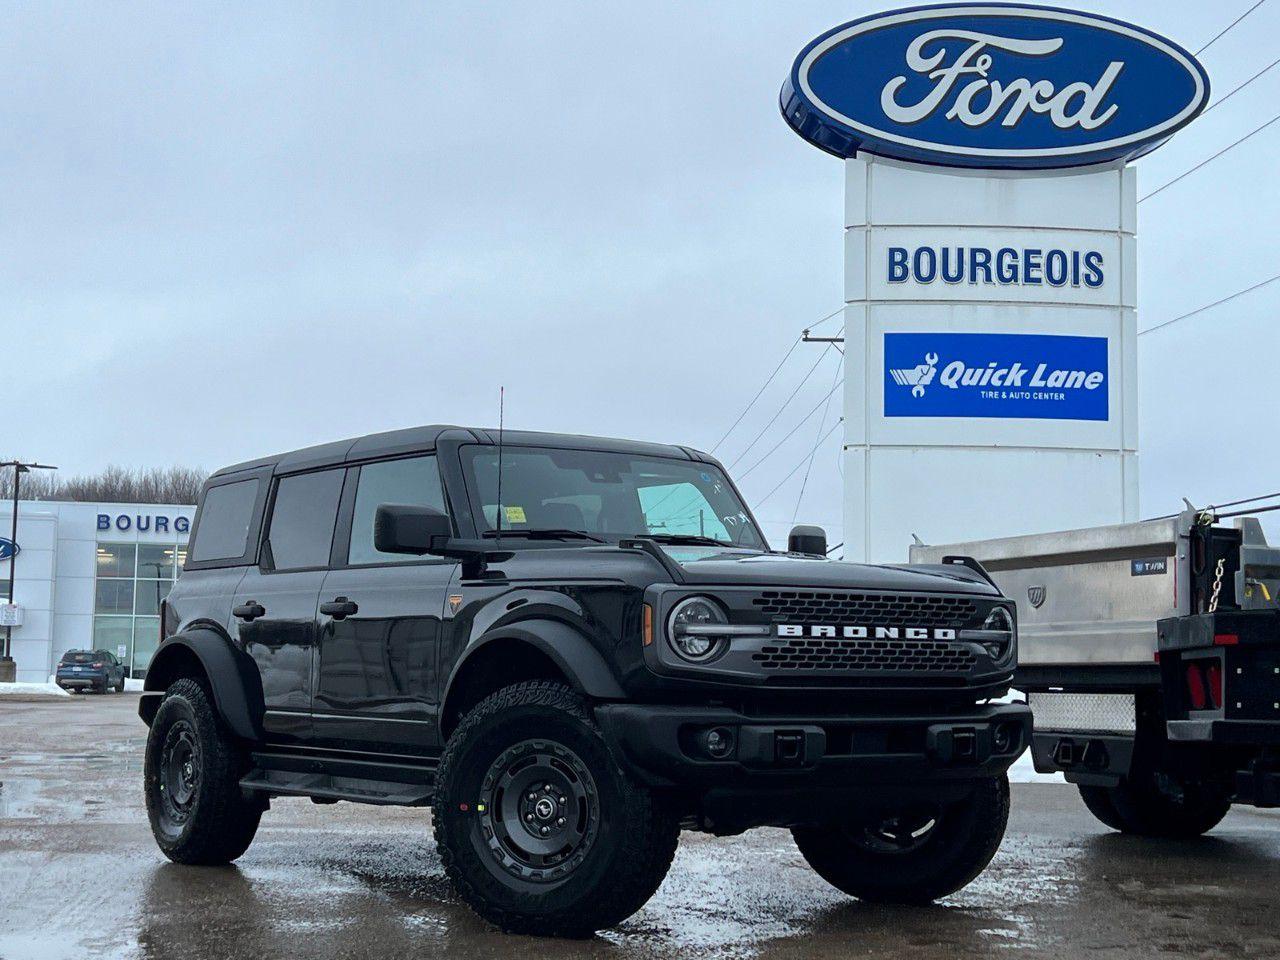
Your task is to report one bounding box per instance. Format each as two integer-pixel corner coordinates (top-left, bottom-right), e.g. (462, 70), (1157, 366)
(751, 638), (975, 672)
(751, 590), (976, 628)
(748, 590), (979, 674)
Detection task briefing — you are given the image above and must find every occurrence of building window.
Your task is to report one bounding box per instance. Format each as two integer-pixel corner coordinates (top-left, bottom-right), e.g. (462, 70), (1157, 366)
(94, 541), (185, 677)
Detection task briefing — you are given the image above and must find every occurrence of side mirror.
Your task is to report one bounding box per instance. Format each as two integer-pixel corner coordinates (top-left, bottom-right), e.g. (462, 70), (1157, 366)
(788, 524), (827, 557)
(374, 504), (452, 555)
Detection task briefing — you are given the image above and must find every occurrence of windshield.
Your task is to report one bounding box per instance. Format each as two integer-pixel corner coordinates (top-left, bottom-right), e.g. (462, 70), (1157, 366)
(459, 446), (766, 549)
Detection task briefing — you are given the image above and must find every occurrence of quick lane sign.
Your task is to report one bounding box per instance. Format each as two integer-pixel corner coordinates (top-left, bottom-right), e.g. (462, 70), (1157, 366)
(884, 332), (1108, 421)
(781, 5), (1209, 169)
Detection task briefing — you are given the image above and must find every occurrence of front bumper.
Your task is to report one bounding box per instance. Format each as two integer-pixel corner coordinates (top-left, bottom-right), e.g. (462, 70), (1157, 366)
(595, 701), (1031, 790)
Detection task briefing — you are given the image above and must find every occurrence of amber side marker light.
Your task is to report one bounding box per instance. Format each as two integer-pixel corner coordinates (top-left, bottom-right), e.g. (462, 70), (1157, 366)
(643, 604), (654, 646)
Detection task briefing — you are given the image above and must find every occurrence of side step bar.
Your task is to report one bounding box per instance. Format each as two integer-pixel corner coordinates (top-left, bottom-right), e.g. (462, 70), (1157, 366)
(242, 750), (437, 807)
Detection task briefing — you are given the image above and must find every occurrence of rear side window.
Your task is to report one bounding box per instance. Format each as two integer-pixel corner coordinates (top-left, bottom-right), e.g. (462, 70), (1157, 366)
(191, 479), (261, 562)
(348, 456), (447, 565)
(266, 470), (345, 571)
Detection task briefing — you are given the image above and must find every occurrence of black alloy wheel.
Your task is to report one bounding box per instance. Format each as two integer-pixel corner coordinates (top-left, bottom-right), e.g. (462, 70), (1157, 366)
(480, 740), (600, 882)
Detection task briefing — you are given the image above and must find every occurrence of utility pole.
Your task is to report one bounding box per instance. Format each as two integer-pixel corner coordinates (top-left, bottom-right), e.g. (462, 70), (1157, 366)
(0, 460), (56, 681)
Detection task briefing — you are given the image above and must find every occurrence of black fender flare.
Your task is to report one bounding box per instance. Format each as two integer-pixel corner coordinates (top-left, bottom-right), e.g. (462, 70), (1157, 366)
(442, 618), (626, 716)
(140, 630), (265, 741)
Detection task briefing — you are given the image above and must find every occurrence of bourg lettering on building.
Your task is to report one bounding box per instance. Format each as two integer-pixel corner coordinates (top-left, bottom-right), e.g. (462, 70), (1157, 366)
(886, 245), (1104, 288)
(97, 513), (191, 534)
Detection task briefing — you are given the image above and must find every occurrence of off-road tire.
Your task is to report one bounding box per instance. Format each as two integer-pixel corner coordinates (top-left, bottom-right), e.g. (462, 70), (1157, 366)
(792, 775), (1010, 904)
(1078, 773), (1230, 838)
(144, 678), (263, 865)
(433, 681), (680, 937)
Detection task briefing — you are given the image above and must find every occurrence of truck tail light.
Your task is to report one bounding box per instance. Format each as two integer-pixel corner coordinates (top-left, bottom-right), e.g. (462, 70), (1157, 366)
(1186, 661), (1207, 710)
(91, 662), (104, 669)
(1205, 661), (1223, 709)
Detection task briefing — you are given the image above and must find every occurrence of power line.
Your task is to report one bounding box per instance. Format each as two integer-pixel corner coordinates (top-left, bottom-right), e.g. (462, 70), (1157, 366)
(1202, 54), (1280, 117)
(708, 335), (801, 454)
(737, 376), (844, 482)
(1196, 0), (1269, 55)
(1138, 271), (1280, 336)
(752, 419), (845, 509)
(706, 305), (844, 455)
(1139, 109), (1280, 203)
(792, 352), (844, 523)
(726, 338), (840, 469)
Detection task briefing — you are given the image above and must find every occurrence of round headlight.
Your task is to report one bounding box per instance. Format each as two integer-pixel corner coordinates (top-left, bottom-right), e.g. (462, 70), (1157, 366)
(981, 605), (1015, 663)
(667, 596), (727, 662)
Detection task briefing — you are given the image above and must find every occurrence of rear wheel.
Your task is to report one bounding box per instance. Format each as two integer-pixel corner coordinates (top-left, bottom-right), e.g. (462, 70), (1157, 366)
(792, 776), (1010, 904)
(144, 678), (263, 864)
(433, 681), (680, 937)
(1077, 771), (1230, 838)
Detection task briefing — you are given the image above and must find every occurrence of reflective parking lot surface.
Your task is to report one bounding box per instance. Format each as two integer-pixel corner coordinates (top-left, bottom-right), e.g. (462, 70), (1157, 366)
(2, 693), (1278, 959)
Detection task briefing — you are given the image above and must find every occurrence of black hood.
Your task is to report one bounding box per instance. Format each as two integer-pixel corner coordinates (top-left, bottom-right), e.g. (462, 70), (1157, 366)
(655, 546), (1000, 595)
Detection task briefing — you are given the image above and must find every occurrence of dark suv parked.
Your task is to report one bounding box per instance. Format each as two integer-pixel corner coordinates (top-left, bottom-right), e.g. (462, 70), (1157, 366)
(139, 425), (1030, 936)
(57, 649), (127, 693)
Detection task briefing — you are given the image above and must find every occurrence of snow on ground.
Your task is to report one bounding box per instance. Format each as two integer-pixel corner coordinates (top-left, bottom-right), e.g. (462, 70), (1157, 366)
(0, 681), (70, 697)
(124, 678), (144, 692)
(1009, 750), (1061, 784)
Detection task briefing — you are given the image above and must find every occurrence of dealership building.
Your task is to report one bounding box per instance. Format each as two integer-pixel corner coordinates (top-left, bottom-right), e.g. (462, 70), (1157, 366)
(0, 500), (194, 683)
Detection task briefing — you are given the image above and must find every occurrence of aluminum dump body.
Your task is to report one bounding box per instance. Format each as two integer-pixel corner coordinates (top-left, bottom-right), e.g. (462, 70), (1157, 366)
(910, 515), (1190, 668)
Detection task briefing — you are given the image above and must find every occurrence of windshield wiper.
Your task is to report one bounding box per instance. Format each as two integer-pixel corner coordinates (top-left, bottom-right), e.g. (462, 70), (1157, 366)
(643, 533), (738, 547)
(482, 528), (605, 543)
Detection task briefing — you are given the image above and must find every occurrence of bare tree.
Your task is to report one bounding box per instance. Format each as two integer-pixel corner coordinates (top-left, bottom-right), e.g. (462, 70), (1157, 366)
(0, 463), (207, 505)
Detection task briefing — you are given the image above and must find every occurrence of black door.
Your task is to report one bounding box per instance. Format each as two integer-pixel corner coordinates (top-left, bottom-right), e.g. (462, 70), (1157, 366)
(230, 467), (345, 746)
(311, 454), (456, 755)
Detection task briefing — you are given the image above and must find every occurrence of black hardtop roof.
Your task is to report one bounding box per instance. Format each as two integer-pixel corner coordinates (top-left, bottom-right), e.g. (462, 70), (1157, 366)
(210, 425), (716, 479)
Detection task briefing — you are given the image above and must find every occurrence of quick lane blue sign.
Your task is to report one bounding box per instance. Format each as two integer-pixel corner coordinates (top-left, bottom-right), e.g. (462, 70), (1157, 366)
(781, 5), (1210, 169)
(884, 332), (1108, 420)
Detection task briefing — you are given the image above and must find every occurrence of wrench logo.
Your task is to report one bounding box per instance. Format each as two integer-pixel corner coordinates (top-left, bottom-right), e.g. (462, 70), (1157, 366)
(890, 352), (939, 398)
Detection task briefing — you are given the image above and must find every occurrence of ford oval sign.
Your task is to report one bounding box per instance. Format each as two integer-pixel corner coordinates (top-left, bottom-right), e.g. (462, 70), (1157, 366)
(781, 4), (1209, 169)
(0, 538), (17, 563)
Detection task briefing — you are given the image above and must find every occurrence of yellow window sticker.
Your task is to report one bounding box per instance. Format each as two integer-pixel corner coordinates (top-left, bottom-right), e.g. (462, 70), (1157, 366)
(504, 506), (527, 524)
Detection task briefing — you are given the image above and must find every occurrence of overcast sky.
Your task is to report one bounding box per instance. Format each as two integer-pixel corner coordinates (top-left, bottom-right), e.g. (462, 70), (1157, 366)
(5, 1), (1279, 549)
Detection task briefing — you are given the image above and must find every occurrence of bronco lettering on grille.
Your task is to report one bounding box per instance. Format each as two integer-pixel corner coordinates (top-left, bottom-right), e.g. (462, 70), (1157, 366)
(776, 624), (957, 641)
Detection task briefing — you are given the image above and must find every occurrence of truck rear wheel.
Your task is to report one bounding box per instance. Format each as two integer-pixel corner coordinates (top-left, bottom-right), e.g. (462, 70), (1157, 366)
(1078, 772), (1230, 838)
(433, 681), (680, 937)
(792, 775), (1010, 904)
(144, 678), (263, 865)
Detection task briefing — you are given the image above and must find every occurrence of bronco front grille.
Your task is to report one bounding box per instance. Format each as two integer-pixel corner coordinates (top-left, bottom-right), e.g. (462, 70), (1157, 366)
(750, 591), (977, 628)
(751, 637), (976, 673)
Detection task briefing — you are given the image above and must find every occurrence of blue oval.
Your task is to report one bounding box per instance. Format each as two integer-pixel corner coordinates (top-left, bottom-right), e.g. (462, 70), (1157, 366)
(0, 538), (17, 563)
(781, 3), (1209, 169)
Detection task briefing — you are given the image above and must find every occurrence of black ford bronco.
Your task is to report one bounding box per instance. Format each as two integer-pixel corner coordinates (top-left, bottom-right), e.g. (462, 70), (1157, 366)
(140, 425), (1030, 936)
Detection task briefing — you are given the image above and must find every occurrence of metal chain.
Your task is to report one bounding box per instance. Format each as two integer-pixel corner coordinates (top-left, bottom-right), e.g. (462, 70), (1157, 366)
(1209, 557), (1226, 613)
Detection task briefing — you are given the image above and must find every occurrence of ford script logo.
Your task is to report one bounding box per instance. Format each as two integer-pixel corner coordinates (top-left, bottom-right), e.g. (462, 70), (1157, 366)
(0, 538), (18, 563)
(781, 4), (1210, 169)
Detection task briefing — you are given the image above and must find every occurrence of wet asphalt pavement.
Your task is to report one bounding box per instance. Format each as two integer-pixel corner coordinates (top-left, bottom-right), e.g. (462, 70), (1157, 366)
(1, 694), (1278, 960)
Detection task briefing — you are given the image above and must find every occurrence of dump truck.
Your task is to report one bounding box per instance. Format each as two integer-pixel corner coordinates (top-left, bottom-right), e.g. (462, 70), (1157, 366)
(912, 506), (1280, 836)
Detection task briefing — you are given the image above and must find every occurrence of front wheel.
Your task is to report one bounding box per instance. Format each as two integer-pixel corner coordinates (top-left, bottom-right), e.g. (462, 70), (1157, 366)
(433, 681), (680, 937)
(1078, 772), (1230, 838)
(792, 776), (1010, 904)
(143, 678), (263, 864)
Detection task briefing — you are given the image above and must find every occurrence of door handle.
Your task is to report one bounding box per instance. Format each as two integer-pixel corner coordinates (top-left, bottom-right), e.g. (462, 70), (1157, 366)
(233, 601), (266, 622)
(320, 596), (359, 620)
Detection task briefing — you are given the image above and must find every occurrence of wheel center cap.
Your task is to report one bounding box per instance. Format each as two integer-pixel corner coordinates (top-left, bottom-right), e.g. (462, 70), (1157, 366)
(534, 797), (556, 821)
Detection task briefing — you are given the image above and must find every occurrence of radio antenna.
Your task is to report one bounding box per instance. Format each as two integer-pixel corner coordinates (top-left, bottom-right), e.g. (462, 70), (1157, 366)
(495, 386), (505, 544)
